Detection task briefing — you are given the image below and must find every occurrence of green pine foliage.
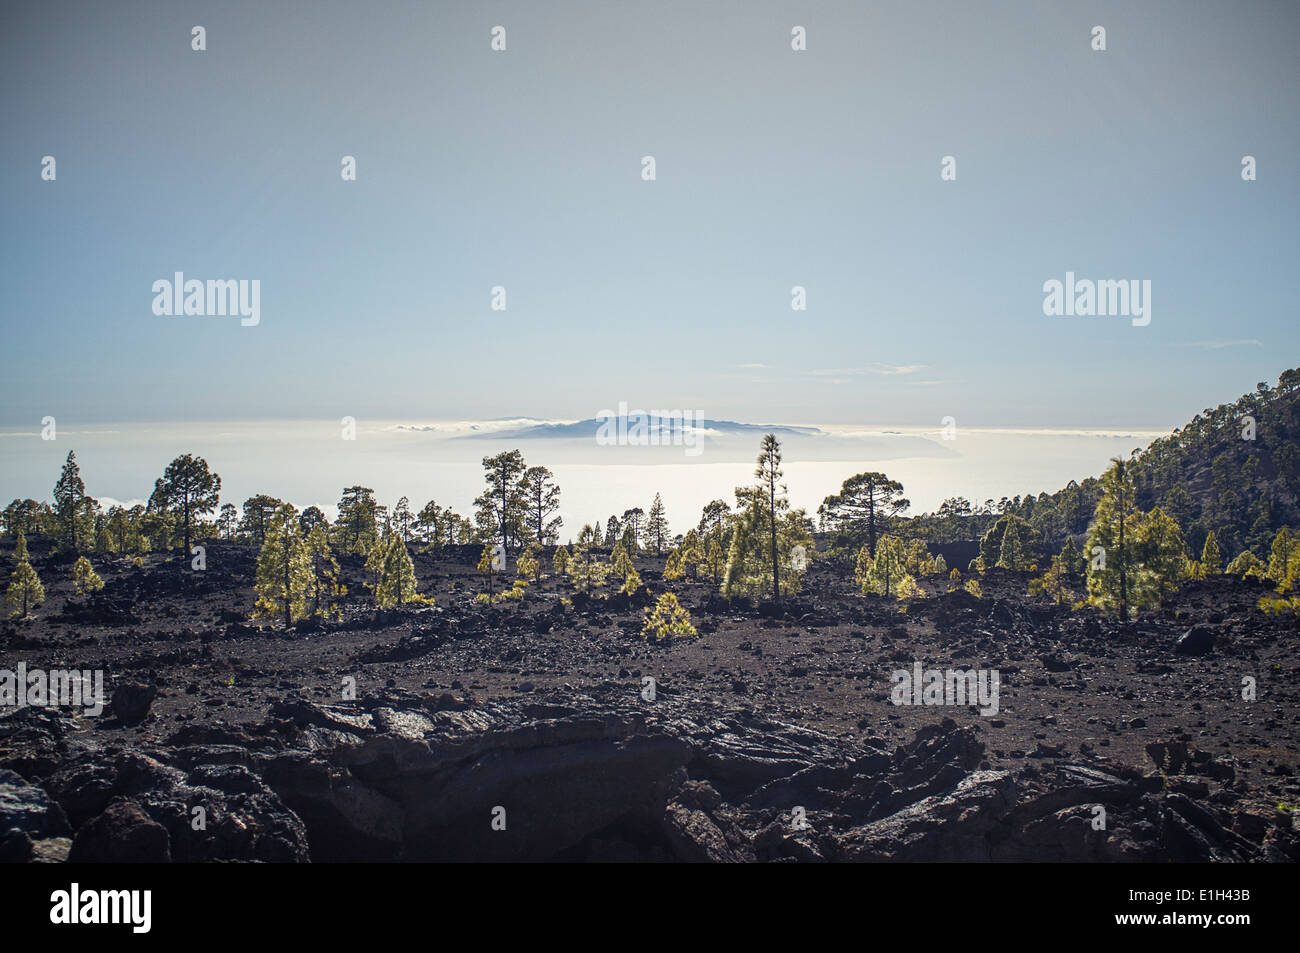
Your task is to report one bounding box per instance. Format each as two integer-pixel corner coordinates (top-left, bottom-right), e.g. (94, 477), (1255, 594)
(254, 506), (311, 625)
(1200, 530), (1222, 575)
(303, 524), (343, 619)
(1225, 549), (1265, 577)
(6, 532), (45, 618)
(1267, 527), (1300, 592)
(72, 556), (104, 595)
(721, 490), (812, 600)
(368, 534), (424, 609)
(641, 592), (697, 642)
(645, 493), (670, 556)
(1085, 458), (1192, 618)
(1029, 554), (1075, 605)
(517, 543), (541, 583)
(995, 518), (1029, 570)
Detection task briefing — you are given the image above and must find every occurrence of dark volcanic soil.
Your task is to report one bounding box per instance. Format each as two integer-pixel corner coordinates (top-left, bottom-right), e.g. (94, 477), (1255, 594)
(2, 541), (1298, 862)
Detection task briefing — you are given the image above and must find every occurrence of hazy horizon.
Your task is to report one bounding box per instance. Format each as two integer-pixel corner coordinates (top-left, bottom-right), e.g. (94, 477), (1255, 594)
(0, 415), (1178, 538)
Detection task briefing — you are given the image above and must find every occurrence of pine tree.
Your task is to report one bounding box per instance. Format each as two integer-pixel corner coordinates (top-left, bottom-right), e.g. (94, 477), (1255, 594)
(151, 454), (221, 559)
(565, 545), (609, 593)
(218, 503), (239, 540)
(641, 592), (697, 642)
(1132, 507), (1191, 607)
(391, 497), (414, 543)
(621, 508), (645, 551)
(979, 514), (1039, 570)
(72, 556), (104, 595)
(996, 518), (1028, 570)
(818, 471), (909, 556)
(519, 466), (562, 545)
(371, 534), (421, 609)
(677, 530), (703, 580)
(477, 543), (498, 596)
(552, 545), (570, 576)
(1059, 538), (1086, 576)
(1200, 530), (1221, 575)
(517, 543), (541, 583)
(1267, 527), (1300, 592)
(663, 546), (686, 581)
(645, 493), (669, 556)
(895, 574), (924, 602)
(337, 486), (379, 555)
(620, 566), (642, 595)
(52, 451), (92, 553)
(474, 451), (528, 552)
(697, 500), (730, 539)
(1029, 554), (1074, 605)
(94, 516), (112, 554)
(854, 544), (874, 592)
(254, 506), (310, 626)
(706, 538), (724, 584)
(858, 535), (909, 596)
(299, 506), (327, 536)
(103, 506), (128, 553)
(416, 500), (446, 548)
(1085, 457), (1140, 618)
(1226, 549), (1265, 577)
(303, 524), (342, 619)
(139, 510), (174, 551)
(758, 436), (784, 599)
(240, 494), (282, 545)
(6, 532), (45, 618)
(611, 541), (640, 593)
(619, 522), (638, 552)
(611, 541), (634, 579)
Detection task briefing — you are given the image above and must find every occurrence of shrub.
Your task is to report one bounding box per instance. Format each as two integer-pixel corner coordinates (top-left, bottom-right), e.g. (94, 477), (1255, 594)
(641, 593), (697, 642)
(895, 574), (924, 601)
(73, 556), (104, 594)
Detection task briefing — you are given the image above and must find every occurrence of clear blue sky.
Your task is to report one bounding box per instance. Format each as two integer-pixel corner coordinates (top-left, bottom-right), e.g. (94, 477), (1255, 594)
(3, 0), (1298, 429)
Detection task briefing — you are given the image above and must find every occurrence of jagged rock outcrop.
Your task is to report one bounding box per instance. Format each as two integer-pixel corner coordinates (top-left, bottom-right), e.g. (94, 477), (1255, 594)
(1, 695), (1295, 863)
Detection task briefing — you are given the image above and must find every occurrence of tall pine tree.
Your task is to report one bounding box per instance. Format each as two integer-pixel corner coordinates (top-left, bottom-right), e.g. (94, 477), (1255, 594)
(151, 454), (221, 559)
(6, 532), (45, 618)
(254, 506), (310, 626)
(52, 451), (92, 553)
(1085, 457), (1140, 618)
(645, 493), (669, 556)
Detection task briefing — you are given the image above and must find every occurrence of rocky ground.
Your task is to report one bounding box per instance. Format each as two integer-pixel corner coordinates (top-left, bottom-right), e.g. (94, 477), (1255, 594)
(2, 541), (1298, 862)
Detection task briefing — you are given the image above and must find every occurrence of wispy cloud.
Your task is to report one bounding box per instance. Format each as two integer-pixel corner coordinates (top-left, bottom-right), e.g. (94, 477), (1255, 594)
(800, 361), (935, 382)
(806, 362), (926, 380)
(1180, 339), (1263, 350)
